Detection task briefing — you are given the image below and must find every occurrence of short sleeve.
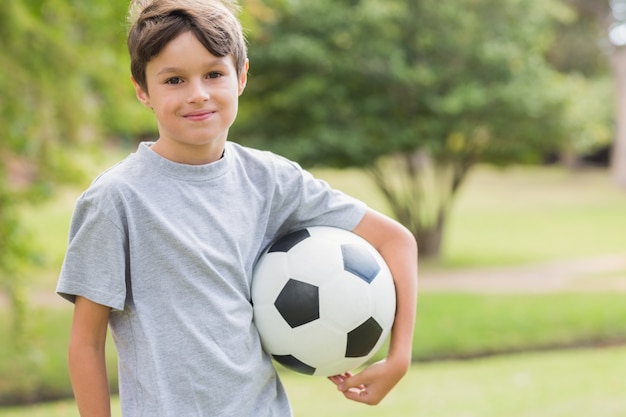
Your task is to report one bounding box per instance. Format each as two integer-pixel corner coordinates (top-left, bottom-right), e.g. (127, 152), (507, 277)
(270, 156), (368, 233)
(56, 197), (128, 311)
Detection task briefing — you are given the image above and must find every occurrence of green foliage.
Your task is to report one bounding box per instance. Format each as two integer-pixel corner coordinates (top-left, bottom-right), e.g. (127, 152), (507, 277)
(0, 180), (32, 343)
(547, 2), (614, 157)
(236, 0), (572, 167)
(0, 0), (152, 337)
(548, 3), (609, 77)
(0, 0), (152, 153)
(557, 76), (613, 155)
(0, 308), (118, 406)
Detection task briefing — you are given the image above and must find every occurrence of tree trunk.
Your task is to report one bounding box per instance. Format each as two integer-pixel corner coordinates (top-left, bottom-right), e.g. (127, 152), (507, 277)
(415, 210), (446, 259)
(366, 151), (471, 261)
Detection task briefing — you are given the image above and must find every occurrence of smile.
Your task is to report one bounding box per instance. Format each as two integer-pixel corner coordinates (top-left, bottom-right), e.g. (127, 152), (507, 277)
(183, 110), (216, 121)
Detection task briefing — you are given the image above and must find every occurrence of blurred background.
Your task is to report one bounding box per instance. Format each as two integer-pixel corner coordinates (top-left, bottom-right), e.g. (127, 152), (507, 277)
(1, 0), (626, 416)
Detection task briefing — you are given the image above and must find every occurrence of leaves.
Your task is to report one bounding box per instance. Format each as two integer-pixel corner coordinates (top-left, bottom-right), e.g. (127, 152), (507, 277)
(0, 0), (142, 337)
(236, 0), (574, 167)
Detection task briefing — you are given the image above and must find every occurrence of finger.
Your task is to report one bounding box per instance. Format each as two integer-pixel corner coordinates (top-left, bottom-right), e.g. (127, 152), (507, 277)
(336, 372), (366, 392)
(327, 375), (345, 387)
(328, 372), (354, 390)
(341, 385), (370, 403)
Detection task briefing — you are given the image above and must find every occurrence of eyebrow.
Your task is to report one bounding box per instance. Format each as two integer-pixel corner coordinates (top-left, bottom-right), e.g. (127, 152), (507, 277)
(155, 58), (230, 76)
(156, 67), (182, 76)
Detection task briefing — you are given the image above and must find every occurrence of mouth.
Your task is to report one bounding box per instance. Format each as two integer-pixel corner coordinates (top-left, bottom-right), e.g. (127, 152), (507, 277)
(183, 109), (216, 121)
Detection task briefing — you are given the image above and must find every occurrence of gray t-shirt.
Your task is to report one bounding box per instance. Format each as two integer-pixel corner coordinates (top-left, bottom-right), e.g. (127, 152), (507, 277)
(57, 142), (367, 417)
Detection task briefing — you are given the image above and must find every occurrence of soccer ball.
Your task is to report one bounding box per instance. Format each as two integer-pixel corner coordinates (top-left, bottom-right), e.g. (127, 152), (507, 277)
(251, 226), (396, 377)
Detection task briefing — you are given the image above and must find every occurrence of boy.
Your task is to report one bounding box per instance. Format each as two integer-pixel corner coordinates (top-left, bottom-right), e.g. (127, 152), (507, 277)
(56, 0), (418, 416)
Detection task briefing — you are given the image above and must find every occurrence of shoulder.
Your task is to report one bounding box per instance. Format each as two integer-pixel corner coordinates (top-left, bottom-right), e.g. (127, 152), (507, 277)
(227, 142), (304, 178)
(227, 142), (298, 167)
(82, 155), (137, 200)
(74, 150), (149, 224)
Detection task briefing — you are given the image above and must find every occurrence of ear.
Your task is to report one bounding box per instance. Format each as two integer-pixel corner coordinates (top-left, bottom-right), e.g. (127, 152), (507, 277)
(238, 59), (249, 96)
(131, 76), (152, 108)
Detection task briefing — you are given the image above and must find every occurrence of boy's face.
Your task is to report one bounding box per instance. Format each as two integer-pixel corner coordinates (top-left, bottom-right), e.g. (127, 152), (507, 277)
(132, 31), (248, 164)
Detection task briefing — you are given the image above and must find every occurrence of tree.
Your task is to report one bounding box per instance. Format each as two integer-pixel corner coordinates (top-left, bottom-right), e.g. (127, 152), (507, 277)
(235, 0), (573, 258)
(0, 0), (144, 337)
(0, 0), (85, 337)
(563, 0), (626, 188)
(546, 2), (613, 168)
(606, 0), (626, 189)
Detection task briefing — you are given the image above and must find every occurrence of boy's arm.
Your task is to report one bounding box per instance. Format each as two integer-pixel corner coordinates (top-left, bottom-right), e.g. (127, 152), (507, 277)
(330, 208), (418, 405)
(69, 296), (112, 417)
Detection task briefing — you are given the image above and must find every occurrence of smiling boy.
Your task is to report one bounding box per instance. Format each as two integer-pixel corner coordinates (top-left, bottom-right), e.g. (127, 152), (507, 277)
(57, 1), (417, 416)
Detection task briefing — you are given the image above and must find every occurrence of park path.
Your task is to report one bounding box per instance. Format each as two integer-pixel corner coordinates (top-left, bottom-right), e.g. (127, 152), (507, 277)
(419, 253), (626, 293)
(1, 253), (625, 310)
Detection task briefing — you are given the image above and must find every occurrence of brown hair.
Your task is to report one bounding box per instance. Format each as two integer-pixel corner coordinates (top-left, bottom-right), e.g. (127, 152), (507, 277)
(127, 0), (247, 92)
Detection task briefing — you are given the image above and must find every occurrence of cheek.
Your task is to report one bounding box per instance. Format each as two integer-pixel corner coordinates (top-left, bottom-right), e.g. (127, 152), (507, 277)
(151, 95), (178, 114)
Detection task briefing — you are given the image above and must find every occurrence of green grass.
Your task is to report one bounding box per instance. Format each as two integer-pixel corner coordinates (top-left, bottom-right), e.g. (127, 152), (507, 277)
(411, 292), (626, 360)
(3, 291), (625, 405)
(442, 166), (626, 266)
(283, 346), (626, 417)
(2, 346), (625, 417)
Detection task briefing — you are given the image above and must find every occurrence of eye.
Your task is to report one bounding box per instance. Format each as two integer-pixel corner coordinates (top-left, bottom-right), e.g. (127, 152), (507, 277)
(165, 77), (183, 85)
(207, 72), (223, 79)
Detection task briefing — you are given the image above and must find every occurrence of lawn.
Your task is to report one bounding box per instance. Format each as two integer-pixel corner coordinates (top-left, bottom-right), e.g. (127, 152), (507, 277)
(442, 167), (626, 266)
(2, 346), (624, 417)
(3, 290), (626, 405)
(284, 346), (626, 417)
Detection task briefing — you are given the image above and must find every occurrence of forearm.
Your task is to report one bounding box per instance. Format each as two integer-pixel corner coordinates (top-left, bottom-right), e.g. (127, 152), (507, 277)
(69, 343), (111, 417)
(335, 211), (417, 404)
(68, 296), (112, 417)
(378, 227), (418, 370)
(353, 209), (418, 368)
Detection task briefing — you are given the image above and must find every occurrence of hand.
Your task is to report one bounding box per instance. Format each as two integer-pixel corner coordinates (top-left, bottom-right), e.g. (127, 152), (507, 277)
(327, 358), (409, 405)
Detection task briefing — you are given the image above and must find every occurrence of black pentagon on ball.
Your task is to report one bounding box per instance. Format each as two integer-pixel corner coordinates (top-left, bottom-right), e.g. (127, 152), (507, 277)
(345, 317), (383, 358)
(268, 229), (311, 253)
(274, 279), (320, 328)
(341, 243), (381, 284)
(273, 354), (316, 375)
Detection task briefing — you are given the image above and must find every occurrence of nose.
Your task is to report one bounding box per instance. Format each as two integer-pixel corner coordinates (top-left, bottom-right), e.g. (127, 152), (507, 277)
(186, 79), (210, 103)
